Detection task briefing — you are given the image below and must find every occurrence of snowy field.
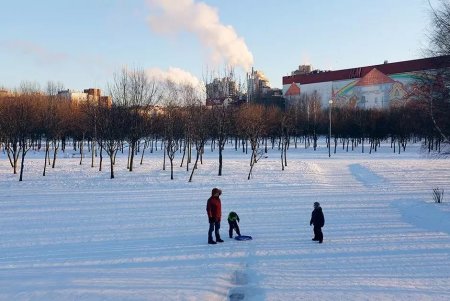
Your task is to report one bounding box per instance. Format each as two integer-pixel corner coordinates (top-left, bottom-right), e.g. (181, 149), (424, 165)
(1, 140), (450, 301)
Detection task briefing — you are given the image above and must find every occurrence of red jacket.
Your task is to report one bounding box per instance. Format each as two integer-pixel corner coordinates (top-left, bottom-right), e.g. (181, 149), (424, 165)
(206, 196), (222, 221)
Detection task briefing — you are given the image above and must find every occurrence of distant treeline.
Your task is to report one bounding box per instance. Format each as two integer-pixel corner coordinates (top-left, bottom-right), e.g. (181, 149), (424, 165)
(0, 92), (447, 182)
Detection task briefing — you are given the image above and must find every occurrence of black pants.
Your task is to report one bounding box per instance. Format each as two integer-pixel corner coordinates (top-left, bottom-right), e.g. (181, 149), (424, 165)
(313, 226), (323, 242)
(208, 221), (221, 242)
(228, 220), (241, 238)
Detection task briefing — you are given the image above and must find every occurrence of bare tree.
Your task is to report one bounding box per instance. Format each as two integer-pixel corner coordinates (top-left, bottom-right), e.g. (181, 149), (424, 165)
(309, 92), (322, 150)
(2, 83), (41, 180)
(96, 104), (125, 179)
(41, 81), (66, 176)
(109, 68), (159, 171)
(188, 102), (212, 182)
(204, 65), (241, 176)
(179, 84), (201, 170)
(426, 0), (450, 147)
(211, 104), (234, 176)
(278, 109), (293, 170)
(163, 106), (183, 180)
(0, 93), (21, 174)
(428, 0), (450, 58)
(160, 80), (184, 180)
(18, 92), (40, 181)
(235, 104), (267, 180)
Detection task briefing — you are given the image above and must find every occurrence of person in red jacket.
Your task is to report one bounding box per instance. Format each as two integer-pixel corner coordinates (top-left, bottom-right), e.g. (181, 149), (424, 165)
(206, 188), (224, 244)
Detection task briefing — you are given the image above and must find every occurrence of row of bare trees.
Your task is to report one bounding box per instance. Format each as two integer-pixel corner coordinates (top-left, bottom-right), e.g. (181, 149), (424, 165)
(0, 75), (447, 182)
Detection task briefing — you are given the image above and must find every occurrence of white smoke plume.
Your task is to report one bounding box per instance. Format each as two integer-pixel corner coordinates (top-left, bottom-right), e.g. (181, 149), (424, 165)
(146, 66), (202, 88)
(147, 0), (254, 71)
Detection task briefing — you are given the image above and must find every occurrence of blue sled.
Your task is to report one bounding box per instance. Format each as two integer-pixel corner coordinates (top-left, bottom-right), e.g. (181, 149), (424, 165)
(234, 235), (252, 241)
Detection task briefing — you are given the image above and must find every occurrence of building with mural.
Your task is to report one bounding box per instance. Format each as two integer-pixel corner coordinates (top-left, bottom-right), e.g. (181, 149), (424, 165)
(282, 56), (450, 109)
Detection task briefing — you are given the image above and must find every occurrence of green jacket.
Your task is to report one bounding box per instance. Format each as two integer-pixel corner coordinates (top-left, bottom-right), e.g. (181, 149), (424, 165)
(227, 211), (240, 222)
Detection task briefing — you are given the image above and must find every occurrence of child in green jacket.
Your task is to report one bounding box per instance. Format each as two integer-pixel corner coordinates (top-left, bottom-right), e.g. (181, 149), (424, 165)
(227, 211), (241, 238)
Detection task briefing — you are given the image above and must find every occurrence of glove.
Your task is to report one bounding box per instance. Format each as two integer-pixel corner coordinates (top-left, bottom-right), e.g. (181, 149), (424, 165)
(237, 218), (240, 223)
(310, 222), (312, 226)
(209, 217), (215, 223)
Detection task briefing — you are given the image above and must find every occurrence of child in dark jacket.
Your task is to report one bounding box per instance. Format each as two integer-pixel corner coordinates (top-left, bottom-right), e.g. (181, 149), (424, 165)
(227, 211), (241, 238)
(310, 202), (325, 243)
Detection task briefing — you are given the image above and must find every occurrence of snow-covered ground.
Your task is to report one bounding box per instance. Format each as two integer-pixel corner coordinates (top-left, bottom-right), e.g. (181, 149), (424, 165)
(1, 141), (450, 301)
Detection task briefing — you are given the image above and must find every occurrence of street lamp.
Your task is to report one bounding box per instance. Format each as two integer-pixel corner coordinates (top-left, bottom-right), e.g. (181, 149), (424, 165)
(328, 99), (333, 158)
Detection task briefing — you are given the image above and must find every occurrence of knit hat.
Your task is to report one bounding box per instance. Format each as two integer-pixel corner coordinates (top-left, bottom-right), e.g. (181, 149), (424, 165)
(313, 202), (320, 208)
(212, 188), (222, 196)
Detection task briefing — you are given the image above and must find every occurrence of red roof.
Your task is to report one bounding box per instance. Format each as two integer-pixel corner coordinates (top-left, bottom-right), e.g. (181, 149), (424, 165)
(355, 68), (394, 86)
(285, 83), (301, 96)
(283, 55), (450, 85)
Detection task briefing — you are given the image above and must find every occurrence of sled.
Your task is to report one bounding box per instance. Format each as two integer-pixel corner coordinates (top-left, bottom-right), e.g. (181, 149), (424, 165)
(234, 235), (252, 241)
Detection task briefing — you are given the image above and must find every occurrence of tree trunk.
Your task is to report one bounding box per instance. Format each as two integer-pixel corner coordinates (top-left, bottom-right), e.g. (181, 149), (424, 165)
(91, 140), (95, 168)
(280, 137), (284, 171)
(43, 140), (49, 176)
(79, 139), (84, 165)
(189, 144), (203, 182)
(19, 140), (27, 181)
(113, 149), (118, 165)
(109, 152), (115, 179)
(248, 150), (256, 180)
(163, 141), (166, 171)
(99, 142), (103, 172)
(140, 140), (147, 165)
(334, 137), (337, 154)
(52, 141), (59, 169)
(284, 139), (288, 167)
(218, 137), (224, 176)
(180, 139), (187, 167)
(129, 141), (135, 172)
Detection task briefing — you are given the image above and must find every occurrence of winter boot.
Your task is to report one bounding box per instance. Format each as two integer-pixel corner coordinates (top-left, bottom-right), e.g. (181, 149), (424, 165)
(216, 236), (224, 243)
(208, 235), (216, 244)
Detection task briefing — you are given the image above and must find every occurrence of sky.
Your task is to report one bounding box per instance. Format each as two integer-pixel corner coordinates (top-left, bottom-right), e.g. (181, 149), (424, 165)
(0, 0), (439, 93)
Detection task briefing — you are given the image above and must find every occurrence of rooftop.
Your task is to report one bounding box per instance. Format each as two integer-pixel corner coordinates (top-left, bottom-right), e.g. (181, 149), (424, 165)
(283, 55), (450, 85)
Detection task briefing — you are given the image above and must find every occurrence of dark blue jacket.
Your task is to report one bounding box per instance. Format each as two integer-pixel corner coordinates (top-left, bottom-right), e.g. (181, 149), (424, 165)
(310, 207), (325, 227)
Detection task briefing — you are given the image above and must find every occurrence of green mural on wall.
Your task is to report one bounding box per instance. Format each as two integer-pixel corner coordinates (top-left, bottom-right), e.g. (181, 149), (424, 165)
(332, 68), (427, 109)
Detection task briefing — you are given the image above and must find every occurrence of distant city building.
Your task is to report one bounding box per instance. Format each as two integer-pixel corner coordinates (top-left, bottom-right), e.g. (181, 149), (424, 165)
(0, 87), (111, 107)
(83, 88), (112, 107)
(291, 64), (313, 75)
(282, 56), (450, 109)
(57, 88), (111, 106)
(247, 69), (271, 102)
(0, 89), (11, 98)
(205, 76), (244, 107)
(0, 89), (44, 98)
(57, 89), (88, 102)
(206, 77), (237, 99)
(247, 68), (285, 109)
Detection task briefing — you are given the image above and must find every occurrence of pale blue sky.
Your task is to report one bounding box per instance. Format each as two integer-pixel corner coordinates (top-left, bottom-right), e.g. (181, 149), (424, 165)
(0, 0), (436, 91)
